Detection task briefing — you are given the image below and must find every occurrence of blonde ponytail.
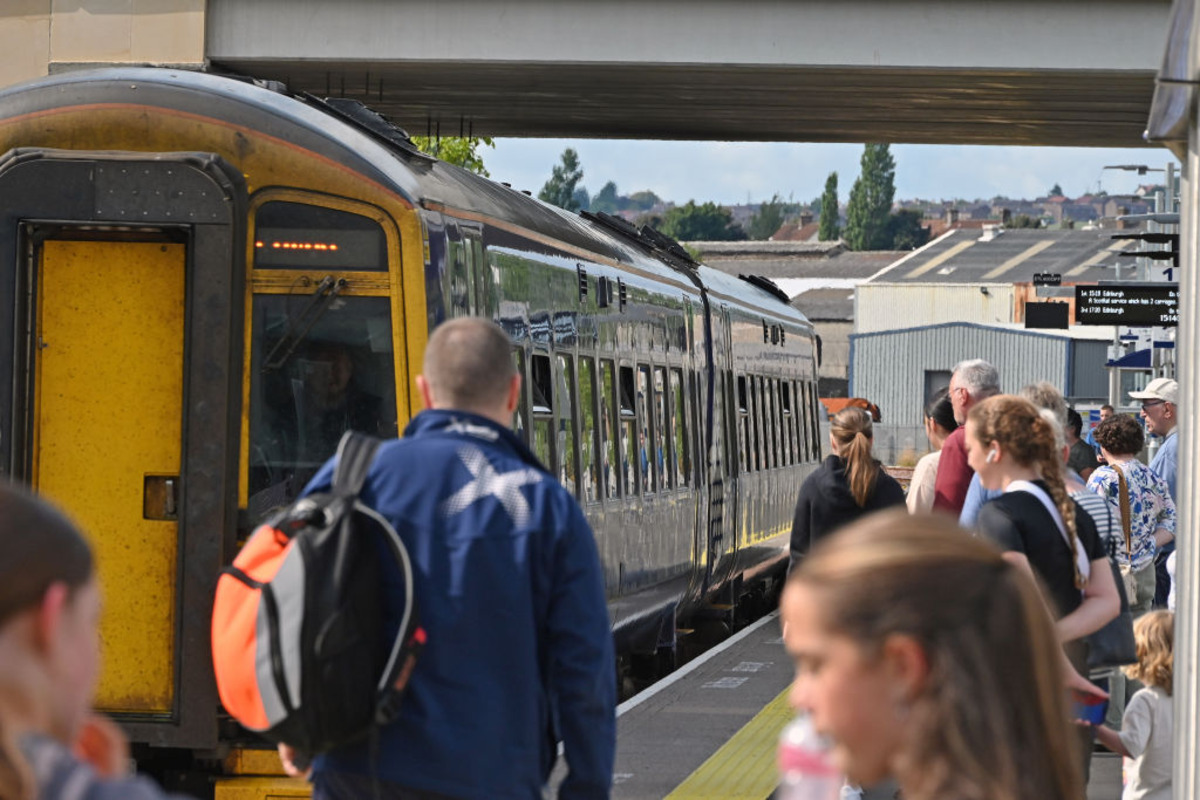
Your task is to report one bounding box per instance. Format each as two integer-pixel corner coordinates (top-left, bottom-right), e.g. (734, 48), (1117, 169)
(831, 408), (879, 507)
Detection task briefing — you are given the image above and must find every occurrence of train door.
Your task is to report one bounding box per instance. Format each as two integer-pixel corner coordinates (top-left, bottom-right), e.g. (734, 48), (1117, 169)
(0, 151), (246, 748)
(705, 304), (738, 590)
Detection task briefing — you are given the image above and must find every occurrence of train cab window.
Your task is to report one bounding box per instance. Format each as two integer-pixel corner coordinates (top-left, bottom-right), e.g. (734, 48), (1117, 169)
(254, 202), (387, 271)
(556, 355), (578, 497)
(638, 365), (657, 493)
(669, 368), (690, 488)
(247, 295), (398, 514)
(618, 366), (638, 496)
(530, 354), (554, 472)
(736, 375), (749, 473)
(513, 349), (528, 443)
(579, 357), (599, 503)
(599, 360), (619, 500)
(653, 367), (670, 490)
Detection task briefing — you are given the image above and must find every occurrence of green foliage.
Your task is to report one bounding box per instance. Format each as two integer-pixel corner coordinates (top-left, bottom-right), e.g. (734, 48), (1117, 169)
(747, 194), (786, 240)
(591, 181), (620, 213)
(572, 187), (591, 211)
(886, 208), (929, 250)
(538, 148), (585, 211)
(844, 144), (896, 250)
(410, 135), (494, 176)
(1005, 214), (1041, 229)
(818, 172), (840, 241)
(627, 190), (661, 211)
(659, 201), (747, 241)
(1048, 182), (1064, 197)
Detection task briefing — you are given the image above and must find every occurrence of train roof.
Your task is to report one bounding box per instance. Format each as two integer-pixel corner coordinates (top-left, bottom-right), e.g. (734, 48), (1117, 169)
(0, 67), (810, 329)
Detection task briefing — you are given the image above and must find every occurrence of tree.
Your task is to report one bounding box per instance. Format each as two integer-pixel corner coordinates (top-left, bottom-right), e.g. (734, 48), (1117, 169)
(538, 148), (585, 211)
(1048, 182), (1064, 197)
(818, 172), (840, 241)
(1005, 213), (1041, 229)
(572, 187), (591, 211)
(410, 135), (494, 176)
(591, 181), (620, 213)
(844, 144), (896, 250)
(887, 208), (929, 250)
(659, 201), (747, 241)
(747, 194), (786, 239)
(627, 190), (661, 211)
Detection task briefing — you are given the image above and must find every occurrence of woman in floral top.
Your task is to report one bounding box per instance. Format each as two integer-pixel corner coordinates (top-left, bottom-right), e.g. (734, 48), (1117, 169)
(1086, 414), (1176, 616)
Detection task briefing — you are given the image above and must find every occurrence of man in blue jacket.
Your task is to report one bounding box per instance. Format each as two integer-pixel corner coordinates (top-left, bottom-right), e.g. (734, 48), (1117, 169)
(282, 317), (616, 800)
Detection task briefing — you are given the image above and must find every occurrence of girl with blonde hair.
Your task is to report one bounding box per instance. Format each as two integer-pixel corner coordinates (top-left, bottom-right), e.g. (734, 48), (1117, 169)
(1093, 610), (1174, 800)
(789, 406), (905, 569)
(781, 510), (1084, 800)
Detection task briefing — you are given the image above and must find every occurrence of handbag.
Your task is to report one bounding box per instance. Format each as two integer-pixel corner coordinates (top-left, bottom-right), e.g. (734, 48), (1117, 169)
(1086, 489), (1137, 669)
(1116, 466), (1139, 602)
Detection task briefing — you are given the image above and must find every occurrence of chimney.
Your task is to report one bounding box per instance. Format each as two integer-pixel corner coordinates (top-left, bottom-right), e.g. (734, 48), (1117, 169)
(946, 208), (959, 225)
(800, 211), (814, 226)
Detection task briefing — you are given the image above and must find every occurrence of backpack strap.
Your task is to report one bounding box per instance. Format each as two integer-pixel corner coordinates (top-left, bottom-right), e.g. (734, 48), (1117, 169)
(333, 431), (383, 498)
(1115, 465), (1133, 557)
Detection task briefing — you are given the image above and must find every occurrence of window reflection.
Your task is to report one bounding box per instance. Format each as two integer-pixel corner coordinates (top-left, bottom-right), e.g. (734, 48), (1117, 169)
(248, 295), (397, 517)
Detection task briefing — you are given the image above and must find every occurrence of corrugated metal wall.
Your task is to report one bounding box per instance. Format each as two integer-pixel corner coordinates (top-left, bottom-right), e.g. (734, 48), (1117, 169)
(1071, 340), (1111, 400)
(856, 284), (1015, 334)
(851, 323), (1070, 427)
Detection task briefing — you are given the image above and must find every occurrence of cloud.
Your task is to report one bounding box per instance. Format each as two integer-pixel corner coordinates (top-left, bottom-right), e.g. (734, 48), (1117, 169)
(486, 138), (1175, 205)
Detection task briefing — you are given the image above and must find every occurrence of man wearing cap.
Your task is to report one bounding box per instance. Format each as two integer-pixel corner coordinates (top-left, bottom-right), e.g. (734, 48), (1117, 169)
(1131, 376), (1179, 608)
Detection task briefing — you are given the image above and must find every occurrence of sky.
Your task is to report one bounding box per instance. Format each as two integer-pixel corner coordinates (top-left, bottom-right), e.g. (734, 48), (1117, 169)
(484, 139), (1180, 207)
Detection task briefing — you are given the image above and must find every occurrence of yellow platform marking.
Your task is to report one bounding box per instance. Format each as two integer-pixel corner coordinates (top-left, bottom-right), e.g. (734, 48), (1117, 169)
(665, 686), (793, 799)
(981, 239), (1057, 279)
(903, 239), (976, 279)
(1065, 241), (1133, 277)
(35, 240), (183, 714)
(214, 776), (311, 799)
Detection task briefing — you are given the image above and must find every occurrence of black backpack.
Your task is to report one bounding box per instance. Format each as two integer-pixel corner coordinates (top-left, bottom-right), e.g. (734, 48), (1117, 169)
(212, 431), (425, 756)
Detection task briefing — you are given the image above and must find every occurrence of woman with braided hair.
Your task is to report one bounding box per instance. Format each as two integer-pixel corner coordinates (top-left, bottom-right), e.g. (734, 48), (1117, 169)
(965, 395), (1119, 680)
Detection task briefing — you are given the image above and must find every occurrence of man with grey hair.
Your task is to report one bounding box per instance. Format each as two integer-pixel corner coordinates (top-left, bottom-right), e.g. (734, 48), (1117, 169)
(933, 358), (1000, 514)
(284, 317), (616, 800)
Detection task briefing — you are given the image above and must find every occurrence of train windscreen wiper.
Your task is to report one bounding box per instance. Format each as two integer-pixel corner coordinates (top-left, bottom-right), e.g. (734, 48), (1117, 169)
(262, 276), (347, 372)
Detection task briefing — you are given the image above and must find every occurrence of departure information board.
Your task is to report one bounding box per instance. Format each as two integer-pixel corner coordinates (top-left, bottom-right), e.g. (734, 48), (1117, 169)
(1075, 284), (1179, 326)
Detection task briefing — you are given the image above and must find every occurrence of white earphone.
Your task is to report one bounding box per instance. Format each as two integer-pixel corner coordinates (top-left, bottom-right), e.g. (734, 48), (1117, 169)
(985, 449), (998, 464)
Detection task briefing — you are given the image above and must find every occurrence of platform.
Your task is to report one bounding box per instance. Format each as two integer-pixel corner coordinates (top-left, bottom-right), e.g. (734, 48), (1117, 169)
(606, 610), (1127, 800)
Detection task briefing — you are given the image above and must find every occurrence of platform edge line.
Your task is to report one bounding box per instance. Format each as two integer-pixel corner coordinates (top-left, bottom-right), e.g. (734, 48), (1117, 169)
(616, 609), (780, 718)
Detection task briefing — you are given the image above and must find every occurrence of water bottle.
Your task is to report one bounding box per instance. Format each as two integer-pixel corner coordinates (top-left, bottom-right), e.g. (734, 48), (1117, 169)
(777, 714), (842, 800)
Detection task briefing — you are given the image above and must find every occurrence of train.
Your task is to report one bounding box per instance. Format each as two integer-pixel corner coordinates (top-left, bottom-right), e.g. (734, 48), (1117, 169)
(0, 67), (820, 797)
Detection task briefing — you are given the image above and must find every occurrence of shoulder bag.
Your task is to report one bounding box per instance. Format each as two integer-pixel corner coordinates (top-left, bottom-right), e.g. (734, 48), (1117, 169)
(1086, 484), (1137, 669)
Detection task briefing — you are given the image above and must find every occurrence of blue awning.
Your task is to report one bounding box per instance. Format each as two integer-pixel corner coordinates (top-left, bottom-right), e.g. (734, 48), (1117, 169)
(1107, 348), (1151, 368)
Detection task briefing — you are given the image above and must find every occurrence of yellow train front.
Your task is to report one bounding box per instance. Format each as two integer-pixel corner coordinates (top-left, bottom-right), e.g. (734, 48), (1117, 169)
(0, 67), (820, 796)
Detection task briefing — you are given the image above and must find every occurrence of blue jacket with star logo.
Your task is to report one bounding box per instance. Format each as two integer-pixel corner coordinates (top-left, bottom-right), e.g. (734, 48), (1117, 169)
(303, 409), (616, 799)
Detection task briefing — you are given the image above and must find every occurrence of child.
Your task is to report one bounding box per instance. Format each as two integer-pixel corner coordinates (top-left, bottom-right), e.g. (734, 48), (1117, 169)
(1093, 610), (1174, 800)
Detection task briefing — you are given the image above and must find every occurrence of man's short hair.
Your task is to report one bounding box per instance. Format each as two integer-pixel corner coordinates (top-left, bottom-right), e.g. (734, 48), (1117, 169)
(1100, 404), (1114, 413)
(1019, 382), (1066, 428)
(952, 359), (1000, 400)
(1066, 408), (1083, 438)
(423, 318), (516, 411)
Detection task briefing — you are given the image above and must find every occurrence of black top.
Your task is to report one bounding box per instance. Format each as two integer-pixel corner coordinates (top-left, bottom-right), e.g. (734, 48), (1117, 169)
(789, 455), (906, 567)
(976, 482), (1104, 619)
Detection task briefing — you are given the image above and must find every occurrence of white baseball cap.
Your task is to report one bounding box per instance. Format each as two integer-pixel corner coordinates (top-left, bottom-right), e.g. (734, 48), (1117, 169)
(1129, 377), (1178, 406)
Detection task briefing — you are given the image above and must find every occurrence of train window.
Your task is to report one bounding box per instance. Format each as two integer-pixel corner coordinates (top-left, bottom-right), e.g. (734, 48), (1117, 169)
(723, 371), (736, 476)
(530, 354), (554, 472)
(807, 382), (821, 460)
(513, 349), (528, 444)
(782, 381), (792, 465)
(653, 367), (670, 490)
(670, 368), (690, 487)
(599, 360), (619, 500)
(556, 355), (578, 498)
(765, 378), (778, 470)
(447, 238), (469, 313)
(752, 377), (764, 472)
(247, 295), (398, 515)
(736, 375), (749, 473)
(579, 357), (599, 503)
(619, 365), (638, 496)
(638, 364), (657, 493)
(254, 202), (387, 271)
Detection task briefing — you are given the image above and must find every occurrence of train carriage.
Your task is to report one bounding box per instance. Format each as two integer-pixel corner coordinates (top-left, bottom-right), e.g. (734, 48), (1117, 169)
(0, 67), (820, 795)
